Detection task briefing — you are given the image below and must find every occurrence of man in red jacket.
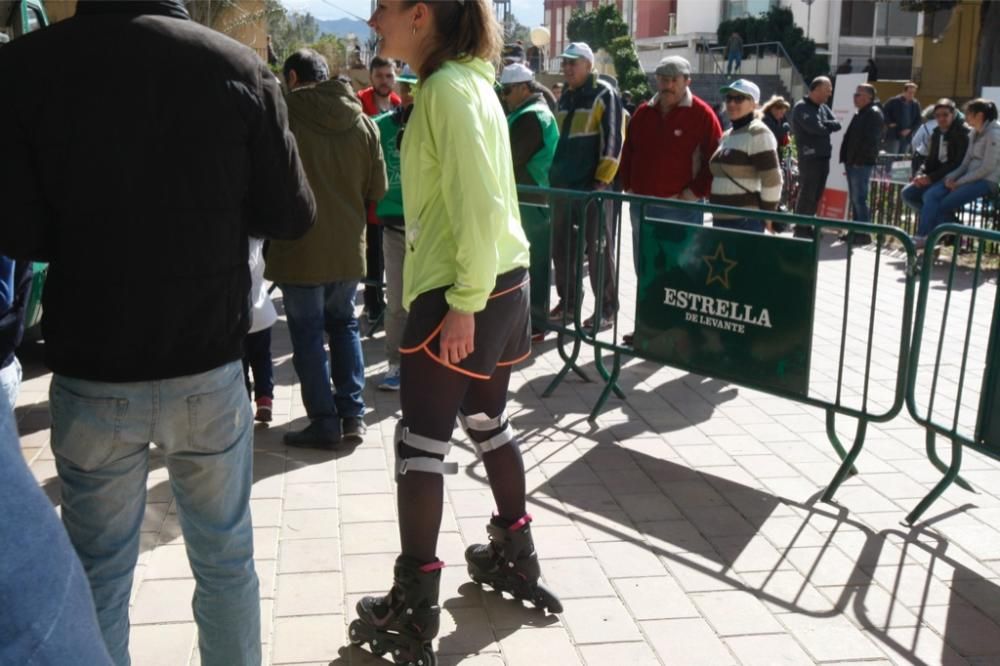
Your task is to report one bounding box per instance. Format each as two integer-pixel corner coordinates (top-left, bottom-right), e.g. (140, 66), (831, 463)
(620, 56), (721, 346)
(620, 56), (722, 271)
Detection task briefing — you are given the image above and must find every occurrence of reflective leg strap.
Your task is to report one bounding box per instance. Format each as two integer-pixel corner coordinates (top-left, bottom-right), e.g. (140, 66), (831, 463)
(459, 409), (508, 432)
(394, 422), (458, 476)
(459, 409), (514, 455)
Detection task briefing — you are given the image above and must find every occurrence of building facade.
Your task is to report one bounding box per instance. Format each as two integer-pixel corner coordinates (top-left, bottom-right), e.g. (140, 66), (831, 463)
(541, 0), (925, 81)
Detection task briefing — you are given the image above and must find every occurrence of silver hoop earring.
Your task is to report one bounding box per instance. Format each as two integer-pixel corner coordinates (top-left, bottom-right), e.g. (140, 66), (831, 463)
(411, 25), (417, 36)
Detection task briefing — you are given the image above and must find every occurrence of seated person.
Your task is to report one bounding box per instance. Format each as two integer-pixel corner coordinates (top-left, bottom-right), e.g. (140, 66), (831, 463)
(901, 99), (968, 215)
(915, 98), (1000, 247)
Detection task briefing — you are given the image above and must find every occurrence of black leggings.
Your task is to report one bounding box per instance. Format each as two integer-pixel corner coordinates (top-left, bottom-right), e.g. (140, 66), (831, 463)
(396, 349), (526, 564)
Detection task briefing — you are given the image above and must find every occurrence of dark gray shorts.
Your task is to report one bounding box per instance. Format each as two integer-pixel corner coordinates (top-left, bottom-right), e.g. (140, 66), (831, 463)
(400, 268), (531, 379)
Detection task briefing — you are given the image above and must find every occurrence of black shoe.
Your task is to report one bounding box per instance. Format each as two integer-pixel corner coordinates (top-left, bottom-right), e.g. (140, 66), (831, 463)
(793, 225), (814, 239)
(342, 416), (367, 443)
(849, 233), (872, 247)
(284, 421), (341, 449)
(622, 332), (634, 346)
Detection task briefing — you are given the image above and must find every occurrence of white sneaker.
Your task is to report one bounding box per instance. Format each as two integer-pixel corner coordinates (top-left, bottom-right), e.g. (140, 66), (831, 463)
(378, 365), (401, 391)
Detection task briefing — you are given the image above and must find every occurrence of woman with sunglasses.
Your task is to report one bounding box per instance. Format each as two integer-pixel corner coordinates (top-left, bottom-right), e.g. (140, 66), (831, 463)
(354, 2), (562, 664)
(708, 79), (783, 233)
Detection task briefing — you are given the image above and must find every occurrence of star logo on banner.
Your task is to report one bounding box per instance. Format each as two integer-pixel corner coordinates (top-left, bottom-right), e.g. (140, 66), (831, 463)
(703, 243), (738, 289)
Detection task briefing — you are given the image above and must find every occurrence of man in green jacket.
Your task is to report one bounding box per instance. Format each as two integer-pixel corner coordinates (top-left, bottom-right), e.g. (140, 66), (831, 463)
(266, 49), (387, 448)
(499, 63), (558, 340)
(373, 66), (416, 392)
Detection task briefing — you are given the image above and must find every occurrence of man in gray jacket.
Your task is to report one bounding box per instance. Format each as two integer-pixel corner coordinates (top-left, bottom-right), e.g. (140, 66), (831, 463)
(791, 76), (841, 237)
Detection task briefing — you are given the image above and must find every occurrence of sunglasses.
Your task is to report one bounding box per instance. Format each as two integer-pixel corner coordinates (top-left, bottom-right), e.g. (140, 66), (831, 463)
(725, 94), (749, 103)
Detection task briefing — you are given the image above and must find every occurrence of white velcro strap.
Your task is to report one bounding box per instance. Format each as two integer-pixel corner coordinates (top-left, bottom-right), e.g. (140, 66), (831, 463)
(397, 457), (459, 476)
(459, 409), (509, 432)
(395, 422), (452, 456)
(473, 423), (515, 455)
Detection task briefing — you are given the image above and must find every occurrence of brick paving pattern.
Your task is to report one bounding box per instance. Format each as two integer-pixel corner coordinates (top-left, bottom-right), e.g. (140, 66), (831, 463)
(16, 218), (1000, 665)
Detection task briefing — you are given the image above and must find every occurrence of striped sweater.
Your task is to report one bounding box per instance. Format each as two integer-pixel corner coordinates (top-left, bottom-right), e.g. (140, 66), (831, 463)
(708, 116), (782, 220)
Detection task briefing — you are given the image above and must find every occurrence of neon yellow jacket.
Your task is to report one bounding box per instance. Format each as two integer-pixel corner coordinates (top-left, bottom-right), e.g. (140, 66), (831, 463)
(401, 58), (530, 313)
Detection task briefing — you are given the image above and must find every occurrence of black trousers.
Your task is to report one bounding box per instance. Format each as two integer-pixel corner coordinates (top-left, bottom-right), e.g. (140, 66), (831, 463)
(795, 157), (831, 217)
(364, 223), (385, 316)
(243, 327), (274, 400)
(551, 196), (619, 317)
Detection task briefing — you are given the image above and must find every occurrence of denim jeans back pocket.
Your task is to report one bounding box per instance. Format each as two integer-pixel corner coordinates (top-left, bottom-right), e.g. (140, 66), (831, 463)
(50, 384), (129, 471)
(186, 373), (250, 453)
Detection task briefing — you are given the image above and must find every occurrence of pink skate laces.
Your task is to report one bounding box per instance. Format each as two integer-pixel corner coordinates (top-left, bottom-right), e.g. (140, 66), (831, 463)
(419, 560), (445, 573)
(510, 514), (533, 531)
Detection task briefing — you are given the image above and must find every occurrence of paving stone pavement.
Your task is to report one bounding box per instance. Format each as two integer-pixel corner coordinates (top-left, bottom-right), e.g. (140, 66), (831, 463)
(16, 217), (1000, 666)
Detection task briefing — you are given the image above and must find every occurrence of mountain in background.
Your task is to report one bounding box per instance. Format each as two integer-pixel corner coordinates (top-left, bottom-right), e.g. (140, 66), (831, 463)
(318, 18), (371, 40)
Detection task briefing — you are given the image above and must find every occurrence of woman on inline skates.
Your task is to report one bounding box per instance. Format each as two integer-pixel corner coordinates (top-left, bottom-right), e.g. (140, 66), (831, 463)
(351, 2), (562, 664)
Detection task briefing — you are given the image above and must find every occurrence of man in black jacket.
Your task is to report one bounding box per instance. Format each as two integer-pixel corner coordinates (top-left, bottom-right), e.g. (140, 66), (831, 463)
(839, 83), (885, 245)
(0, 2), (316, 664)
(901, 99), (970, 216)
(883, 82), (922, 154)
(791, 76), (842, 237)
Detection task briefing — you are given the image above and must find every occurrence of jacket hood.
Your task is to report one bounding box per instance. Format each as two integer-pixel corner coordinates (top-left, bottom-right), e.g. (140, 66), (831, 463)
(286, 79), (363, 134)
(75, 0), (190, 20)
(979, 120), (1000, 137)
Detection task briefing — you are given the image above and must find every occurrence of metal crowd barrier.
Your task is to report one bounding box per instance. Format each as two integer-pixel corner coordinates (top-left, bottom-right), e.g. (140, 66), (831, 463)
(904, 223), (1000, 524)
(517, 185), (921, 506)
(869, 153), (1000, 254)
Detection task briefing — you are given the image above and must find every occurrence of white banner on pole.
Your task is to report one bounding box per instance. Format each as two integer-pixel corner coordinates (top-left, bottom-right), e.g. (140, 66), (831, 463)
(817, 73), (870, 220)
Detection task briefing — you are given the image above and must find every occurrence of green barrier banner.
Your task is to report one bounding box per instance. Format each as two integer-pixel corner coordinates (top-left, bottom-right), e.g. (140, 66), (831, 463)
(519, 202), (551, 326)
(633, 222), (817, 397)
(976, 289), (1000, 452)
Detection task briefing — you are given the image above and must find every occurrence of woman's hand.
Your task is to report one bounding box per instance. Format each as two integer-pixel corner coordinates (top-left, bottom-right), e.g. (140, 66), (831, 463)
(945, 178), (958, 191)
(439, 309), (475, 365)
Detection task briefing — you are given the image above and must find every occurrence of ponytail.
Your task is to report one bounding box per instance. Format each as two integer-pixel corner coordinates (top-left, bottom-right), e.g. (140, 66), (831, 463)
(404, 0), (502, 80)
(966, 98), (999, 123)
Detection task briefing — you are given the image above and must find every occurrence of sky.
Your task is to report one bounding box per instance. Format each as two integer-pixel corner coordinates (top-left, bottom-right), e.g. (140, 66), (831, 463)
(280, 0), (545, 27)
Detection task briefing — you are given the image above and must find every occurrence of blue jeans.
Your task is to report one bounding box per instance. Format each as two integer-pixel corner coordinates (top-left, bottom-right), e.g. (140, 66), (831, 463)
(1, 373), (112, 665)
(280, 281), (365, 433)
(846, 165), (874, 222)
(51, 361), (260, 666)
(918, 180), (994, 237)
(0, 356), (21, 410)
(629, 201), (704, 272)
(726, 52), (741, 74)
(901, 181), (930, 213)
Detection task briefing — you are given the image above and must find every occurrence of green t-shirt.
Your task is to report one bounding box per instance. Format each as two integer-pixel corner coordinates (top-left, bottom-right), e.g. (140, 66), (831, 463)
(374, 108), (404, 219)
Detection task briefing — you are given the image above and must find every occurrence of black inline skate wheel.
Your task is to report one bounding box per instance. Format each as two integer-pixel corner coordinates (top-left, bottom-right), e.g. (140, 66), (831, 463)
(348, 619), (364, 646)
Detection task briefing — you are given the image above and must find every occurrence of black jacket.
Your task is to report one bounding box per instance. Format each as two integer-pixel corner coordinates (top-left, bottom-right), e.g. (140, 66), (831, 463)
(840, 102), (885, 166)
(0, 1), (316, 382)
(883, 95), (922, 140)
(762, 112), (790, 147)
(920, 122), (970, 183)
(791, 96), (842, 161)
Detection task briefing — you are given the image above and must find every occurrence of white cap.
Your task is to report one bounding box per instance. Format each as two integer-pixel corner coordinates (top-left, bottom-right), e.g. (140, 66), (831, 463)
(560, 42), (594, 64)
(499, 63), (534, 85)
(720, 79), (761, 104)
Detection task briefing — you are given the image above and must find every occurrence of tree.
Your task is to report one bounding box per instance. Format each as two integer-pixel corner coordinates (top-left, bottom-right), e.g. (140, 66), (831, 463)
(263, 0), (321, 65)
(566, 4), (649, 99)
(504, 14), (531, 44)
(566, 4), (628, 50)
(901, 0), (1000, 91)
(718, 6), (828, 82)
